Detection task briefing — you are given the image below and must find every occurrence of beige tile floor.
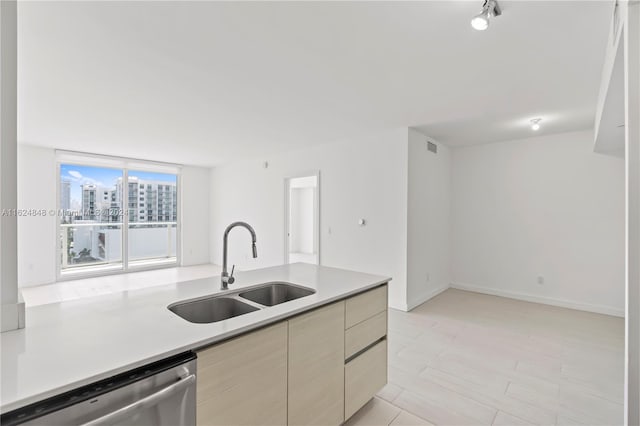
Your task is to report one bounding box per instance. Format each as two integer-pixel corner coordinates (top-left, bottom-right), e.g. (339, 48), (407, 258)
(350, 289), (624, 426)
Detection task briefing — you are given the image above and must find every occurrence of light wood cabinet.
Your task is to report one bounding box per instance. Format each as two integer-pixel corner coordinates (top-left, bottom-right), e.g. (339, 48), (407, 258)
(195, 283), (389, 426)
(345, 285), (387, 328)
(344, 284), (388, 421)
(344, 339), (388, 420)
(345, 310), (387, 359)
(196, 322), (288, 426)
(288, 301), (345, 426)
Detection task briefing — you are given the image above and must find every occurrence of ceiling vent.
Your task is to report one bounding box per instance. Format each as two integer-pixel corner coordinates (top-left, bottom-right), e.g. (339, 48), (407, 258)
(427, 141), (438, 154)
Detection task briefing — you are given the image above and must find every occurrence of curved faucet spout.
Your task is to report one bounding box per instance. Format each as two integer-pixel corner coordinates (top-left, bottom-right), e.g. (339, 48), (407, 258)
(224, 221), (257, 243)
(221, 222), (258, 290)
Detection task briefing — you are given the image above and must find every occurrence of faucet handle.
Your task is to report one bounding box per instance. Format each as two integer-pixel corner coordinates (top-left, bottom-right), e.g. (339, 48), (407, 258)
(228, 265), (236, 284)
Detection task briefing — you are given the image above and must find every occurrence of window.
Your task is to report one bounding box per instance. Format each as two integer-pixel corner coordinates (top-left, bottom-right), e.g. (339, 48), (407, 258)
(126, 170), (178, 267)
(57, 152), (180, 278)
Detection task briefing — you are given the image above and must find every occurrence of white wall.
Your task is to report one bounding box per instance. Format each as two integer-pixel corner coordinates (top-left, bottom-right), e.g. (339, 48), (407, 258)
(451, 130), (625, 316)
(210, 128), (409, 309)
(624, 2), (640, 423)
(16, 144), (211, 287)
(17, 145), (57, 287)
(180, 165), (210, 266)
(406, 129), (451, 310)
(1, 0), (22, 331)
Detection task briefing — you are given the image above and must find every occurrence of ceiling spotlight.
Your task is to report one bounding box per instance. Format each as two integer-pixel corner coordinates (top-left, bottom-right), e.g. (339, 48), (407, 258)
(471, 0), (502, 31)
(530, 118), (542, 131)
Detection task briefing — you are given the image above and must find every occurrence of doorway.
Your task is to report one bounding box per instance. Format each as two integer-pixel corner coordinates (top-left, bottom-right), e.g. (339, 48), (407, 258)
(284, 173), (319, 265)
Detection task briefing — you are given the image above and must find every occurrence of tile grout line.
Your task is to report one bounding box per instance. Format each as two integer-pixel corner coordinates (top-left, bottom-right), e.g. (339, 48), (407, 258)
(386, 409), (402, 426)
(385, 396), (435, 426)
(489, 408), (499, 426)
(390, 390), (440, 425)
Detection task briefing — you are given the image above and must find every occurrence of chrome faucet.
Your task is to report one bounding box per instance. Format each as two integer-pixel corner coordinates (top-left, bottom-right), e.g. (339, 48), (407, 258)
(221, 222), (257, 290)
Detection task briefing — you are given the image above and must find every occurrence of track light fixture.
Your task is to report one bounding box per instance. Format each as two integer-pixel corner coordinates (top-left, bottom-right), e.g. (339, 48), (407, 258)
(471, 0), (502, 31)
(530, 118), (542, 131)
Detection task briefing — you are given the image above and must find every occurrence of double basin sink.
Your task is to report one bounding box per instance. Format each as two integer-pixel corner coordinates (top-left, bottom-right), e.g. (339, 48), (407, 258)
(168, 282), (316, 324)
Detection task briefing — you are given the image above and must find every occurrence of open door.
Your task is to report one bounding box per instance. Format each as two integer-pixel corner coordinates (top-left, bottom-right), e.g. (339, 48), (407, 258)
(284, 173), (319, 265)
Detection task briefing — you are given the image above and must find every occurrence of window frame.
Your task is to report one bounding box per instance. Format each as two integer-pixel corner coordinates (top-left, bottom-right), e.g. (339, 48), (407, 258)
(55, 151), (182, 281)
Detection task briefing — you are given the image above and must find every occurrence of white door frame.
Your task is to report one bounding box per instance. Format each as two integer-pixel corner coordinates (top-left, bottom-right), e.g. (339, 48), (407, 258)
(284, 171), (320, 265)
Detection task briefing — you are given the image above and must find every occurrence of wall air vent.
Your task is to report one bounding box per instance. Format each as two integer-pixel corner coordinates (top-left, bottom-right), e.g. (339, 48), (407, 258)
(427, 141), (438, 154)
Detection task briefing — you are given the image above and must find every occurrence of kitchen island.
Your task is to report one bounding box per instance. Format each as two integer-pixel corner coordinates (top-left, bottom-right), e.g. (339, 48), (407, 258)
(1, 263), (390, 425)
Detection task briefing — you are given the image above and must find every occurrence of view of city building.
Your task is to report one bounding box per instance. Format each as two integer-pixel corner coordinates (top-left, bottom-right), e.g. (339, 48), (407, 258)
(59, 164), (178, 273)
(60, 180), (71, 211)
(77, 177), (178, 223)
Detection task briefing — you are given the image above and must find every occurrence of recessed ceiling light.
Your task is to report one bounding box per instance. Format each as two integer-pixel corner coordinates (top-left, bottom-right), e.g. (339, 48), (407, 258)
(471, 0), (502, 31)
(530, 118), (542, 131)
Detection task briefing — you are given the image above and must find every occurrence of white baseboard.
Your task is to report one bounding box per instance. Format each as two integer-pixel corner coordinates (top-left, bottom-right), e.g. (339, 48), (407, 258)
(450, 282), (624, 318)
(406, 285), (450, 311)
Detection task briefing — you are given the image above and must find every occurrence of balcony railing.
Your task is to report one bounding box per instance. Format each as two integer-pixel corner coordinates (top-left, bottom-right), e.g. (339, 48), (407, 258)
(128, 222), (177, 265)
(60, 221), (177, 274)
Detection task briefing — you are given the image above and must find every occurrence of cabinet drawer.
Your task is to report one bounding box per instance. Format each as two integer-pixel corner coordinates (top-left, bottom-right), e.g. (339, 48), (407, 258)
(345, 310), (387, 359)
(345, 285), (387, 329)
(344, 339), (388, 420)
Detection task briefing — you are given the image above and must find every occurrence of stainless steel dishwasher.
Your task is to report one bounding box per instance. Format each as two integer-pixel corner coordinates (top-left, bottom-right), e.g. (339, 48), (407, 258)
(1, 352), (196, 426)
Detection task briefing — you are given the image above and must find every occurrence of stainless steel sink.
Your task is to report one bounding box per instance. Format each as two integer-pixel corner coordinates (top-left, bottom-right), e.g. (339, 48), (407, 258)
(239, 282), (315, 306)
(168, 296), (259, 324)
(168, 282), (316, 324)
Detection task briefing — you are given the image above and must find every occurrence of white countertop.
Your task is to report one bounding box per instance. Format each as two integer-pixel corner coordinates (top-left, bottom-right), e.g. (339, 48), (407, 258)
(0, 263), (389, 413)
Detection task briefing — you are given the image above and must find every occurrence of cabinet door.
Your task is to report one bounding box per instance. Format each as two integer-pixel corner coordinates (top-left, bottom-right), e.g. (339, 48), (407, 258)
(288, 301), (345, 426)
(345, 339), (388, 420)
(196, 322), (287, 426)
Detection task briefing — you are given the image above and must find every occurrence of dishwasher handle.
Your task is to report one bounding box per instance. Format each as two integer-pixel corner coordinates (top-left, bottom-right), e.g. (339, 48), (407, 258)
(80, 374), (196, 426)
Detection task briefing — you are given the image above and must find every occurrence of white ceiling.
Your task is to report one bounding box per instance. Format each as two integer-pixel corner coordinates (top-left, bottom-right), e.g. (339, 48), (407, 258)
(18, 1), (612, 166)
